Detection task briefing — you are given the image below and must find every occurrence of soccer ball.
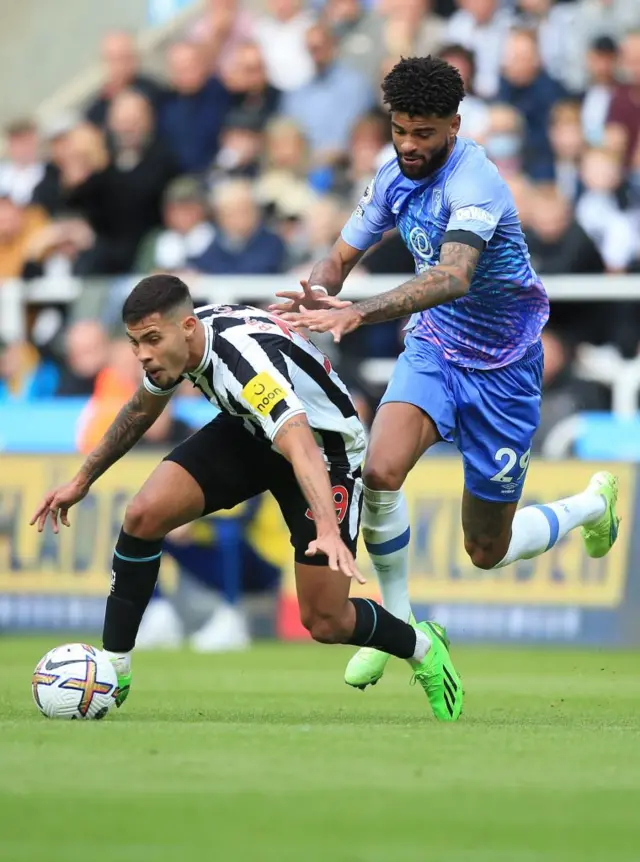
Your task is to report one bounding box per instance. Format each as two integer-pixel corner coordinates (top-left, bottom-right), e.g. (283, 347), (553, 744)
(32, 643), (119, 720)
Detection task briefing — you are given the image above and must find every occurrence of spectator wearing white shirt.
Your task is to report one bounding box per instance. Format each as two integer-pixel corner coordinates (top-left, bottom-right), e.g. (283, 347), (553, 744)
(581, 36), (619, 146)
(445, 0), (513, 99)
(0, 120), (45, 206)
(254, 0), (316, 92)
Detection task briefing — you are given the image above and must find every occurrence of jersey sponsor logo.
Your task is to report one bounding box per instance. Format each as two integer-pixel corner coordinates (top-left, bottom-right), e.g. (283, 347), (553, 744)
(242, 372), (288, 416)
(409, 226), (436, 264)
(432, 188), (442, 217)
(452, 206), (496, 226)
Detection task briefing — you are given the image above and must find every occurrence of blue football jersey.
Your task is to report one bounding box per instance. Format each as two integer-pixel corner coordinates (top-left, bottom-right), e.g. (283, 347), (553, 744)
(342, 137), (549, 369)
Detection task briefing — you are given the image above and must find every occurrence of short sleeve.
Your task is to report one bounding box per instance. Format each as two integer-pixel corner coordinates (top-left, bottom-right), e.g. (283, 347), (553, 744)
(341, 167), (395, 251)
(444, 163), (508, 244)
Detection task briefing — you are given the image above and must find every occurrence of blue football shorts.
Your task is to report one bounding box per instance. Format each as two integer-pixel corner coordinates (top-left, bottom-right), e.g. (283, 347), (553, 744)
(380, 335), (544, 502)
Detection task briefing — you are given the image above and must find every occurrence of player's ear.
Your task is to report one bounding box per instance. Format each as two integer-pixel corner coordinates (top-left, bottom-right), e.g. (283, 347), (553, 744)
(450, 114), (461, 137)
(183, 313), (198, 339)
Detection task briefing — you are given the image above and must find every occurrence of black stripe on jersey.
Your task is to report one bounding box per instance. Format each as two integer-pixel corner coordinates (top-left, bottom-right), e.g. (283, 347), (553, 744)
(286, 341), (357, 420)
(314, 429), (350, 471)
(213, 329), (261, 387)
(245, 332), (293, 382)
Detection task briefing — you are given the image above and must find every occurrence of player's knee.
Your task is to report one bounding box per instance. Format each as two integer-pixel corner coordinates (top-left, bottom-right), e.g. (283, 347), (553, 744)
(363, 460), (405, 493)
(301, 610), (348, 644)
(464, 536), (505, 570)
(123, 495), (165, 541)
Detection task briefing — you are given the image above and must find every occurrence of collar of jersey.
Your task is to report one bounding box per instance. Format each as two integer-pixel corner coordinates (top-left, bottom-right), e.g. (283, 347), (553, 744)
(189, 321), (212, 378)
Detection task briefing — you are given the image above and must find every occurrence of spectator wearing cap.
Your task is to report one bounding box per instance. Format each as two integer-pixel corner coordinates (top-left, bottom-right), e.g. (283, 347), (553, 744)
(281, 23), (375, 166)
(159, 41), (232, 174)
(64, 92), (178, 273)
(498, 28), (566, 181)
(224, 42), (281, 131)
(581, 36), (619, 147)
(135, 176), (216, 273)
(573, 0), (640, 91)
(0, 120), (45, 206)
(199, 179), (285, 274)
(85, 31), (166, 129)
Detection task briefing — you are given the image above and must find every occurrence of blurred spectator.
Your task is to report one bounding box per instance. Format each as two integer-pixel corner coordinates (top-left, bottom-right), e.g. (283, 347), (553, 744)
(533, 328), (610, 455)
(135, 175), (215, 273)
(505, 173), (535, 229)
(189, 0), (256, 78)
(254, 0), (315, 92)
(573, 0), (640, 93)
(525, 185), (603, 275)
(0, 197), (49, 278)
(31, 113), (79, 216)
(281, 23), (375, 165)
(498, 28), (566, 181)
(0, 340), (59, 400)
(285, 194), (346, 268)
(63, 93), (177, 274)
(255, 117), (318, 223)
(606, 31), (640, 169)
(209, 109), (264, 182)
(159, 41), (231, 174)
(224, 42), (281, 130)
(575, 147), (637, 272)
(445, 0), (513, 99)
(484, 103), (525, 179)
(323, 0), (385, 84)
(21, 217), (97, 279)
(514, 0), (576, 93)
(581, 36), (619, 146)
(85, 31), (166, 129)
(199, 179), (285, 274)
(438, 44), (490, 142)
(332, 112), (390, 205)
(549, 100), (584, 202)
(55, 320), (109, 396)
(0, 120), (45, 206)
(380, 0), (446, 61)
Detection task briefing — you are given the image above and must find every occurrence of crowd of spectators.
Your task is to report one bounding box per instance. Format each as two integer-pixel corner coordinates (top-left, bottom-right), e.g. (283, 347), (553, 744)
(1, 0), (640, 434)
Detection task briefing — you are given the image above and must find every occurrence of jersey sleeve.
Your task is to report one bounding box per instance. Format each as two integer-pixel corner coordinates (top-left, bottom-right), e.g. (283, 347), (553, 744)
(217, 327), (305, 441)
(341, 165), (396, 250)
(142, 373), (182, 397)
(444, 162), (508, 245)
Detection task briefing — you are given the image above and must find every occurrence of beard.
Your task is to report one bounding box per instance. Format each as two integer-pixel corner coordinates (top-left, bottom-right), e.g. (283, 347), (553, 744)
(395, 138), (452, 180)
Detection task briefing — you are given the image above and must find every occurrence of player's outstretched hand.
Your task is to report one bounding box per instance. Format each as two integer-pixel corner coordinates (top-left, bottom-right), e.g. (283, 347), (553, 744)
(306, 533), (366, 584)
(282, 305), (363, 343)
(268, 279), (352, 315)
(29, 477), (89, 534)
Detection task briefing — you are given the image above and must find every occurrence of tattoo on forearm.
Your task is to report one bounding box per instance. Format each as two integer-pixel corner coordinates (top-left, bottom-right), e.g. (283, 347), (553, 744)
(354, 242), (480, 325)
(78, 388), (155, 485)
(274, 418), (305, 442)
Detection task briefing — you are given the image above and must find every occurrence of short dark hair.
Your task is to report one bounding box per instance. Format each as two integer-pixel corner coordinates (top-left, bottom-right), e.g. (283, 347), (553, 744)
(122, 274), (193, 325)
(382, 56), (465, 118)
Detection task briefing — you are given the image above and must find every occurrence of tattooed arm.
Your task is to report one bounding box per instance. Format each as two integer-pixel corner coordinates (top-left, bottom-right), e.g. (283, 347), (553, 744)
(77, 385), (173, 487)
(274, 414), (363, 581)
(352, 241), (480, 325)
(30, 385), (173, 533)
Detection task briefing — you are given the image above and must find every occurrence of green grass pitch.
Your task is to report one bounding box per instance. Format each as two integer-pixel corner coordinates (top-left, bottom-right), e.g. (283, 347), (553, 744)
(1, 637), (640, 862)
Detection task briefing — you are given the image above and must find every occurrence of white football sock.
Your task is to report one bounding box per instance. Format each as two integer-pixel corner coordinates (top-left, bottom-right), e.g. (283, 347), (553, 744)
(102, 650), (131, 675)
(361, 486), (412, 622)
(412, 628), (431, 662)
(495, 491), (606, 569)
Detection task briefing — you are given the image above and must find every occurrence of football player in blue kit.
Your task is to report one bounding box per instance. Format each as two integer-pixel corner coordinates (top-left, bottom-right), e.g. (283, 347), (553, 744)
(275, 56), (620, 708)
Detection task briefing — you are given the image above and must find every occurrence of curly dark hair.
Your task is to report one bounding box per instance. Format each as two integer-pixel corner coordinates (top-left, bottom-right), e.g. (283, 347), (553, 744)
(122, 274), (194, 325)
(382, 56), (465, 118)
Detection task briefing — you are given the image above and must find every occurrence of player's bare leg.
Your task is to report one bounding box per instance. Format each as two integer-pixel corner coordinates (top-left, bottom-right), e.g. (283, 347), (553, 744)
(345, 403), (455, 696)
(461, 473), (620, 570)
(102, 461), (206, 706)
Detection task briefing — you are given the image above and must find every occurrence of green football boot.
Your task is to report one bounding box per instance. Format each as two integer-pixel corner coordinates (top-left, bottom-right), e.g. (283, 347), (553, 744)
(104, 653), (132, 708)
(410, 621), (463, 722)
(345, 613), (417, 690)
(580, 471), (620, 559)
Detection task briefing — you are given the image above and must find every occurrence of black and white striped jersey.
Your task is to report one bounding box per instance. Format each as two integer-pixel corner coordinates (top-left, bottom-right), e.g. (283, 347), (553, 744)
(143, 304), (366, 472)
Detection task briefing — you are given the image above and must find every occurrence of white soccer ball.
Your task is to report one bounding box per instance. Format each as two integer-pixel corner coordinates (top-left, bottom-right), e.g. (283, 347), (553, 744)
(32, 643), (119, 720)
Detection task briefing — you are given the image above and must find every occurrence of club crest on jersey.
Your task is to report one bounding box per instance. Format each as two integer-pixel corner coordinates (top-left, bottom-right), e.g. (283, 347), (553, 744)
(242, 372), (287, 416)
(360, 178), (374, 207)
(432, 188), (442, 217)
